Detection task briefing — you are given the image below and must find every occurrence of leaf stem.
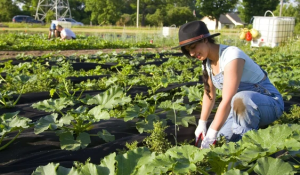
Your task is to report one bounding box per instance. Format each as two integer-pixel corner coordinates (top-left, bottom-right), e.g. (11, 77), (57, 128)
(246, 162), (257, 174)
(0, 132), (7, 145)
(55, 109), (65, 117)
(0, 129), (23, 151)
(13, 86), (25, 106)
(63, 79), (71, 96)
(172, 103), (177, 146)
(196, 167), (210, 175)
(291, 156), (300, 165)
(77, 89), (85, 100)
(0, 99), (6, 106)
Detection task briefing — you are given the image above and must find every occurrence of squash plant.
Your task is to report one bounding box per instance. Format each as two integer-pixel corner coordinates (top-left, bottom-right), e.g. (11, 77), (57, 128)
(0, 75), (33, 108)
(32, 86), (131, 150)
(32, 124), (300, 175)
(0, 111), (32, 151)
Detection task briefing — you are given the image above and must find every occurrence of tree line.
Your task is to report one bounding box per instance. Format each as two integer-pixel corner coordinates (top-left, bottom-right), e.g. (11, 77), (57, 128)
(0, 0), (299, 29)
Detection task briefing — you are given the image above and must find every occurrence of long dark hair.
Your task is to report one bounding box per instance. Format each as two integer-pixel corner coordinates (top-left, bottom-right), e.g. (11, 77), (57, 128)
(181, 37), (216, 100)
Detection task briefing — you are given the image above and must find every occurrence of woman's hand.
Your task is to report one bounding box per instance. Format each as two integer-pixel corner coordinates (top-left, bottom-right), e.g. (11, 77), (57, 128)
(195, 120), (207, 147)
(201, 128), (218, 149)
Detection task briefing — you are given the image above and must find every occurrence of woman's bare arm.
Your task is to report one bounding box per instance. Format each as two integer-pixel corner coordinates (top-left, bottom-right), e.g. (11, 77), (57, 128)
(200, 76), (216, 121)
(210, 58), (245, 131)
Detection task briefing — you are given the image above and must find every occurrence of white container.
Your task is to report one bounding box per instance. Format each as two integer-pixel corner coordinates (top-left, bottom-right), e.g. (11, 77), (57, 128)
(51, 20), (72, 29)
(251, 11), (295, 48)
(162, 26), (177, 37)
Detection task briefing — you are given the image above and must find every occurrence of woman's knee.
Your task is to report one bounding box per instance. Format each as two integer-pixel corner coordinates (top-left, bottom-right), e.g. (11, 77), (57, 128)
(231, 92), (260, 130)
(231, 92), (258, 118)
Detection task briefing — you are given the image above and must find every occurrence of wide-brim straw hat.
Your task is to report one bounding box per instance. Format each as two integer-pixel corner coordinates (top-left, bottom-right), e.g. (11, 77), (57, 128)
(172, 21), (220, 49)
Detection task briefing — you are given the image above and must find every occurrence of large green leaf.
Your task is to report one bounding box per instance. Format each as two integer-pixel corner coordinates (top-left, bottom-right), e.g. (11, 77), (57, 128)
(88, 106), (110, 121)
(79, 163), (103, 175)
(158, 100), (186, 111)
(212, 142), (244, 162)
(164, 145), (209, 174)
(58, 114), (74, 126)
(7, 114), (31, 129)
(34, 114), (60, 134)
(59, 132), (81, 151)
(105, 77), (118, 87)
(1, 111), (19, 120)
(32, 98), (74, 112)
(207, 142), (245, 173)
(0, 112), (31, 135)
(181, 85), (204, 102)
(116, 147), (155, 175)
(98, 153), (116, 175)
(57, 166), (79, 175)
(288, 124), (300, 142)
(283, 138), (300, 151)
(238, 143), (267, 163)
(13, 74), (31, 83)
(185, 103), (197, 114)
(71, 106), (88, 114)
(136, 114), (165, 133)
(87, 86), (124, 109)
(146, 93), (169, 102)
(123, 105), (140, 122)
(223, 169), (248, 175)
(187, 85), (204, 102)
(77, 132), (91, 149)
(117, 96), (131, 106)
(240, 125), (293, 153)
(253, 157), (296, 175)
(207, 152), (232, 175)
(136, 153), (175, 174)
(32, 162), (60, 175)
(166, 145), (208, 163)
(97, 130), (115, 142)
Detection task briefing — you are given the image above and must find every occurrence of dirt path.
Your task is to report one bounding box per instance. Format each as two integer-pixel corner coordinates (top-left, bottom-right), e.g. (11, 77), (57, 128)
(0, 47), (179, 59)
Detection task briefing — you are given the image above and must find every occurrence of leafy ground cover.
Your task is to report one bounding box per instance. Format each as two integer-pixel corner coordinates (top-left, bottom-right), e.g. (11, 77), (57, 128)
(0, 36), (300, 174)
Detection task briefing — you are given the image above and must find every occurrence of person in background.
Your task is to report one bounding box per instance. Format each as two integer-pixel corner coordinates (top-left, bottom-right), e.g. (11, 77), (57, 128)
(48, 21), (59, 39)
(56, 25), (76, 40)
(173, 21), (284, 149)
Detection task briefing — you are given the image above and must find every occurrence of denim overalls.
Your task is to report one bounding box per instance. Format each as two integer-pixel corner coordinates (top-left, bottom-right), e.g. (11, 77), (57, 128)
(209, 49), (284, 142)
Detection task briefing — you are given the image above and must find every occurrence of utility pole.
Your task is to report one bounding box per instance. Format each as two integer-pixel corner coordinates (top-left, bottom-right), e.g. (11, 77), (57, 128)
(35, 0), (72, 21)
(137, 0), (139, 28)
(280, 0), (283, 17)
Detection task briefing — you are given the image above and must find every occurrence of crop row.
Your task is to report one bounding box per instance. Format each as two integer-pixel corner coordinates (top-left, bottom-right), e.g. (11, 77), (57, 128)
(1, 42), (300, 174)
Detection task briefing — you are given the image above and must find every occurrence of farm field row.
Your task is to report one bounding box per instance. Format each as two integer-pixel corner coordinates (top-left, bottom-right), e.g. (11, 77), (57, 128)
(0, 31), (300, 174)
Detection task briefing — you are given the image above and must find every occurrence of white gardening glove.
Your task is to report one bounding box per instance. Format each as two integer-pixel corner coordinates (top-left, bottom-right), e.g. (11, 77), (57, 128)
(194, 120), (207, 147)
(201, 128), (218, 149)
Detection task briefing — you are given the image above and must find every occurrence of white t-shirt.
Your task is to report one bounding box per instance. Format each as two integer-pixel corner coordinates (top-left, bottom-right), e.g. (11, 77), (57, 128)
(61, 28), (76, 38)
(205, 44), (265, 84)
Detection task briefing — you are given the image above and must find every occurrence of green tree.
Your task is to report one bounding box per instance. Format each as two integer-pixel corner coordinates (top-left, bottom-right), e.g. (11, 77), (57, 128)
(45, 10), (55, 23)
(238, 0), (279, 24)
(273, 3), (298, 17)
(19, 0), (38, 17)
(166, 0), (198, 12)
(146, 9), (164, 26)
(68, 0), (90, 24)
(195, 0), (238, 29)
(165, 6), (196, 26)
(84, 0), (121, 25)
(130, 0), (166, 26)
(0, 0), (21, 22)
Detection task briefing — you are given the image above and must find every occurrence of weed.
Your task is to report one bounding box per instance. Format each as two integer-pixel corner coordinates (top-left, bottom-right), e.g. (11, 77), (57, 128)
(144, 121), (172, 154)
